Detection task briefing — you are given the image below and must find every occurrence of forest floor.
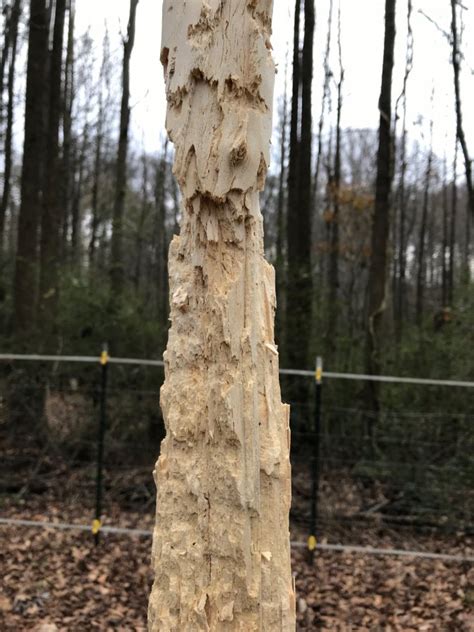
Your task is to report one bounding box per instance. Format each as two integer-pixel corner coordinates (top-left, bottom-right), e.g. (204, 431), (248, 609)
(0, 429), (473, 630)
(0, 493), (473, 631)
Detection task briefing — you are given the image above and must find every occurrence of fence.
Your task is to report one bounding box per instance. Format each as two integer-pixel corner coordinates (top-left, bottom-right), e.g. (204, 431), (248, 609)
(0, 350), (473, 563)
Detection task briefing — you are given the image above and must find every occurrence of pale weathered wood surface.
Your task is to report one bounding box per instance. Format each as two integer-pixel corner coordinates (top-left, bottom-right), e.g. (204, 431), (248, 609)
(149, 2), (295, 629)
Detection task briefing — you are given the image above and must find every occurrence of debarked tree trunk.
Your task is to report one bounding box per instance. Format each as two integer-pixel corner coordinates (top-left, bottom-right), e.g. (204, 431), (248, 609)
(148, 1), (295, 630)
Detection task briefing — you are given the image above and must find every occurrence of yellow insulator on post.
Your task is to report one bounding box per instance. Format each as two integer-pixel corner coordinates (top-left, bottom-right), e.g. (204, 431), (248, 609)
(100, 350), (109, 366)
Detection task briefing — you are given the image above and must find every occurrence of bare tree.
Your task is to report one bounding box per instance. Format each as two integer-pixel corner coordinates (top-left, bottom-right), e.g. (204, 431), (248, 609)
(285, 0), (301, 368)
(13, 0), (49, 338)
(394, 0), (413, 339)
(0, 0), (21, 245)
(287, 0), (301, 243)
(365, 0), (396, 411)
(153, 139), (169, 342)
(416, 113), (434, 327)
(60, 0), (75, 258)
(70, 120), (89, 264)
(441, 155), (449, 307)
(110, 0), (138, 300)
(38, 0), (67, 336)
(448, 142), (458, 304)
(287, 0), (314, 373)
(0, 0), (12, 128)
(88, 28), (110, 268)
(274, 53), (289, 350)
(450, 0), (473, 222)
(313, 0), (333, 205)
(133, 152), (150, 290)
(326, 1), (344, 354)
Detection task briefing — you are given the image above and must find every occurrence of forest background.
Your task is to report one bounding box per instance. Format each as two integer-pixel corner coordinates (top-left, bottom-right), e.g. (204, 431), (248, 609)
(0, 0), (474, 424)
(0, 8), (473, 626)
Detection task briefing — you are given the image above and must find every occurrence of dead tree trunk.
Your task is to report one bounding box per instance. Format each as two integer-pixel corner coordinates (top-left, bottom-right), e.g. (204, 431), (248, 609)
(148, 2), (295, 630)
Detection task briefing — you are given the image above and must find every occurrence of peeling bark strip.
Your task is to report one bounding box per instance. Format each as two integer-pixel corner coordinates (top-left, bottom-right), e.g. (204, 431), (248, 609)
(148, 2), (295, 631)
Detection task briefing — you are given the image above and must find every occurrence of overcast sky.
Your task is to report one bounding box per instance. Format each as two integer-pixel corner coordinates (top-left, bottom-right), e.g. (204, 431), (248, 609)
(75, 0), (474, 164)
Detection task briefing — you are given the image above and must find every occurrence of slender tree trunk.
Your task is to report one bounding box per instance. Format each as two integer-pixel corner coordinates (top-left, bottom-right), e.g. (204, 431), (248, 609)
(327, 5), (343, 355)
(0, 0), (21, 246)
(134, 153), (149, 291)
(70, 121), (88, 266)
(312, 0), (333, 205)
(89, 94), (104, 267)
(13, 0), (49, 339)
(287, 0), (301, 229)
(416, 125), (433, 327)
(463, 195), (471, 281)
(0, 2), (12, 130)
(286, 0), (314, 373)
(427, 206), (435, 287)
(448, 142), (458, 305)
(110, 0), (138, 299)
(60, 0), (75, 260)
(275, 59), (288, 352)
(394, 0), (412, 341)
(39, 0), (67, 337)
(285, 0), (300, 369)
(365, 0), (396, 411)
(450, 0), (474, 225)
(297, 0), (315, 307)
(154, 141), (169, 344)
(442, 157), (449, 307)
(395, 135), (407, 339)
(89, 30), (110, 269)
(275, 93), (288, 277)
(149, 2), (295, 629)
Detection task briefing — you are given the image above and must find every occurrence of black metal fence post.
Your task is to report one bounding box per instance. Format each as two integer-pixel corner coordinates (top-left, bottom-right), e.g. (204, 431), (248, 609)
(308, 356), (323, 563)
(93, 343), (109, 545)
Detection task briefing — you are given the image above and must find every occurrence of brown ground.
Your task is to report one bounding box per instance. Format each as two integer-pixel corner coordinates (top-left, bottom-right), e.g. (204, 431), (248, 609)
(1, 495), (473, 631)
(1, 428), (473, 630)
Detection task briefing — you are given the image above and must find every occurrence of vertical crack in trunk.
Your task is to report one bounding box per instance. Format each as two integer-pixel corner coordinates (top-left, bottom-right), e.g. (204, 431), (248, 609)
(148, 1), (295, 630)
